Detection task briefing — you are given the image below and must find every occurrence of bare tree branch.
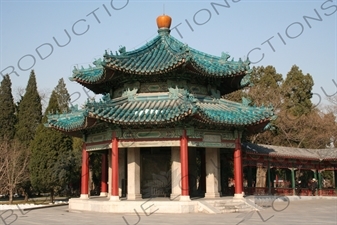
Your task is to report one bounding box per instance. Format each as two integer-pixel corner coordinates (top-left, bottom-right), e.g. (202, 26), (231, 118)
(0, 138), (30, 203)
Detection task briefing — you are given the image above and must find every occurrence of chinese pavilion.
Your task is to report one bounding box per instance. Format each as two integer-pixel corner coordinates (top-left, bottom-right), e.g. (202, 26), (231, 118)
(46, 15), (275, 212)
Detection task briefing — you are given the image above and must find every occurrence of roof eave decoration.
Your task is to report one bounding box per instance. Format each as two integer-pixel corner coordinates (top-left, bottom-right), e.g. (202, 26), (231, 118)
(69, 30), (253, 86)
(102, 35), (189, 76)
(189, 50), (251, 78)
(240, 69), (252, 88)
(46, 105), (96, 133)
(84, 90), (197, 126)
(45, 90), (275, 131)
(195, 98), (274, 127)
(70, 58), (114, 85)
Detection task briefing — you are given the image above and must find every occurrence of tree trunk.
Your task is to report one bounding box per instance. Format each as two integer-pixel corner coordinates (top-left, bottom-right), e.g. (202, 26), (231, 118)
(9, 189), (13, 204)
(23, 185), (30, 202)
(24, 192), (29, 202)
(50, 189), (54, 204)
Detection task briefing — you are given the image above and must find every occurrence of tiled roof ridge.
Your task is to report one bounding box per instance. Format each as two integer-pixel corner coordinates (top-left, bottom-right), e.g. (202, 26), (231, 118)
(47, 109), (90, 132)
(243, 142), (337, 160)
(46, 92), (275, 132)
(75, 31), (251, 76)
(195, 98), (274, 126)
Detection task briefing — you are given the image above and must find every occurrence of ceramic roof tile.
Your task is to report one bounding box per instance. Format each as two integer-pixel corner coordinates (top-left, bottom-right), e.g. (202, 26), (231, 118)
(85, 95), (195, 125)
(243, 143), (337, 160)
(46, 93), (274, 131)
(72, 31), (250, 84)
(71, 59), (106, 83)
(47, 110), (88, 132)
(196, 99), (274, 126)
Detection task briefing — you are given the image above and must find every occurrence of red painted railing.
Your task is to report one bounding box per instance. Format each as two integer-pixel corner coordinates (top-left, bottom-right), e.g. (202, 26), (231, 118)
(241, 187), (337, 196)
(320, 189), (336, 196)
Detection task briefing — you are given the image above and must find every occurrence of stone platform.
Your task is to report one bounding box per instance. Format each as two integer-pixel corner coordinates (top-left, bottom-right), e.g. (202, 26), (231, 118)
(69, 195), (337, 214)
(68, 196), (258, 214)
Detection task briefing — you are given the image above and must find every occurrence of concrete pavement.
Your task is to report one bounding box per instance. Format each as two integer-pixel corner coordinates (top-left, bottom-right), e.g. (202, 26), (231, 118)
(1, 198), (336, 225)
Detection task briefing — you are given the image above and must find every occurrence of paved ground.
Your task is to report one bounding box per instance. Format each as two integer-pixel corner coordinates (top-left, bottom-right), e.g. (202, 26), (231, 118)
(1, 198), (336, 225)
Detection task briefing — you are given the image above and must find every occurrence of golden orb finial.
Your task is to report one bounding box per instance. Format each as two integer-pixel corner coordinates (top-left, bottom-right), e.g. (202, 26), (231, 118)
(156, 14), (172, 29)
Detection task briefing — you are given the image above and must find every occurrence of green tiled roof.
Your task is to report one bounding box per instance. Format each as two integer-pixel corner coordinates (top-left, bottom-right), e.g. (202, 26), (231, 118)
(46, 92), (274, 132)
(102, 30), (250, 76)
(71, 28), (250, 87)
(49, 25), (275, 134)
(243, 143), (337, 161)
(196, 99), (274, 126)
(86, 93), (196, 125)
(47, 110), (89, 132)
(70, 59), (106, 84)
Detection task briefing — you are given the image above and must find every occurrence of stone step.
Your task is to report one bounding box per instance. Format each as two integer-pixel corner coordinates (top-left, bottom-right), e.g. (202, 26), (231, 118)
(200, 198), (269, 214)
(245, 195), (290, 209)
(209, 199), (259, 214)
(222, 207), (256, 213)
(213, 202), (228, 207)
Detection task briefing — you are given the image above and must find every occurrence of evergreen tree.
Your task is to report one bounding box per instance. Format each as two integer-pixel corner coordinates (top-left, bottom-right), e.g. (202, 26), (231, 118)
(241, 65), (330, 148)
(29, 90), (73, 202)
(224, 65), (283, 106)
(55, 79), (82, 195)
(55, 78), (70, 112)
(250, 66), (283, 89)
(15, 70), (42, 148)
(241, 66), (284, 144)
(0, 75), (16, 140)
(66, 137), (83, 195)
(247, 65), (283, 107)
(282, 65), (314, 116)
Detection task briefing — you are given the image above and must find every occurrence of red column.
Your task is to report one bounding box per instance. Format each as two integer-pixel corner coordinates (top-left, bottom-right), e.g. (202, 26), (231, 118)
(101, 153), (108, 194)
(81, 143), (89, 197)
(234, 138), (243, 195)
(180, 130), (189, 196)
(111, 134), (119, 197)
(242, 152), (244, 192)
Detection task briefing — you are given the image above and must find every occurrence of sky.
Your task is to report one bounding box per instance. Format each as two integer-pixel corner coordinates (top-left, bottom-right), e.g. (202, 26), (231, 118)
(0, 0), (336, 109)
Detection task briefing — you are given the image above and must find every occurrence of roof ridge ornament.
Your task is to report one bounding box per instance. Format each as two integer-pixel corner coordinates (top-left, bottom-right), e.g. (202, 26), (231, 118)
(244, 57), (251, 65)
(70, 104), (79, 112)
(187, 92), (197, 103)
(122, 82), (140, 100)
(118, 46), (126, 55)
(157, 14), (172, 29)
(93, 58), (104, 67)
(168, 86), (180, 99)
(157, 14), (172, 35)
(122, 88), (138, 100)
(241, 97), (252, 106)
(221, 52), (230, 61)
(102, 93), (112, 103)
